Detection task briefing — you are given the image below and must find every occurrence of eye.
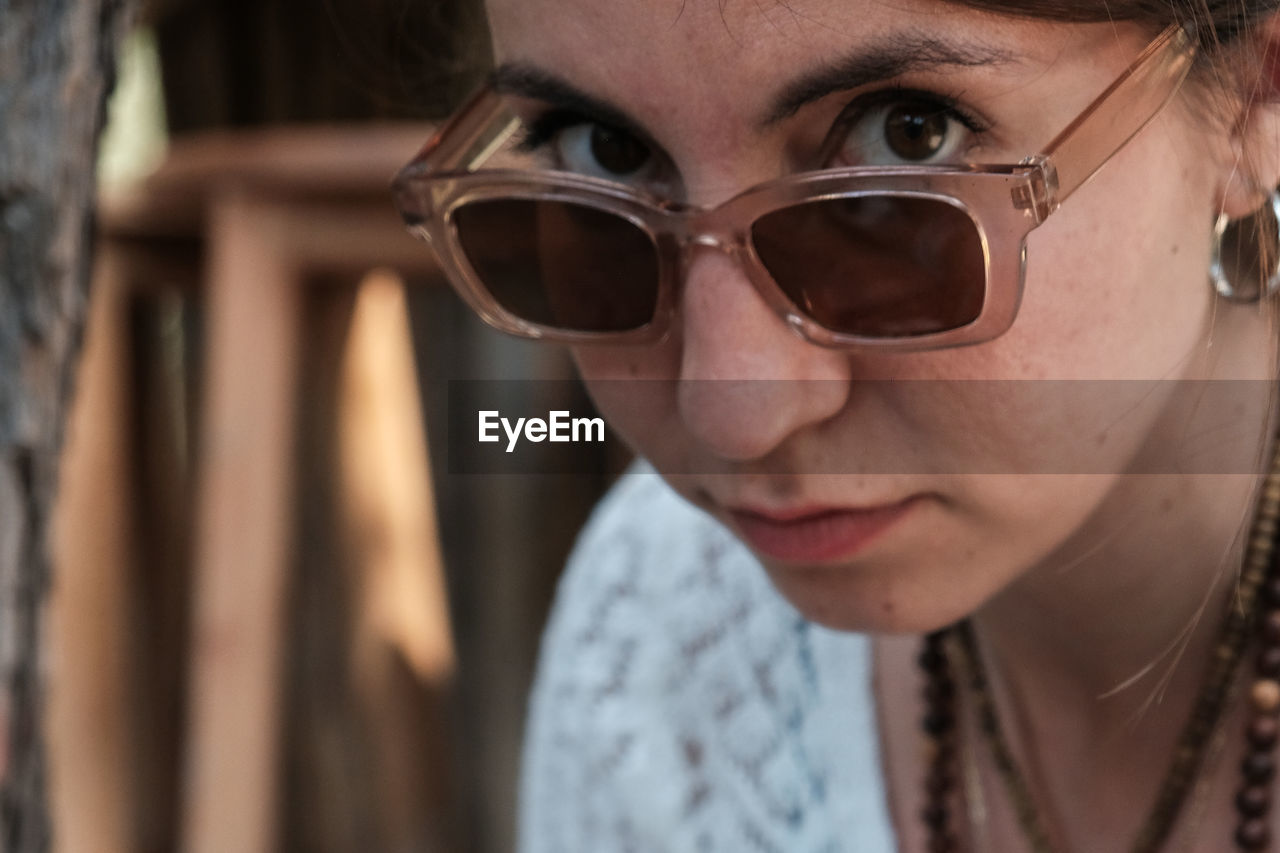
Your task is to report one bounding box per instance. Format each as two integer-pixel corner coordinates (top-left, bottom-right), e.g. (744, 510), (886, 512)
(555, 123), (656, 181)
(518, 109), (663, 185)
(830, 93), (984, 167)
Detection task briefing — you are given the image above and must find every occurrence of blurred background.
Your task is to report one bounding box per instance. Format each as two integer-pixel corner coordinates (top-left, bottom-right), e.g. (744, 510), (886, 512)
(50, 2), (621, 851)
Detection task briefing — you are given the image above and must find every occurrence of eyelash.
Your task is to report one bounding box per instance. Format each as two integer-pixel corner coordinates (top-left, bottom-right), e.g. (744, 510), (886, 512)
(515, 86), (993, 164)
(822, 86), (991, 162)
(517, 109), (607, 153)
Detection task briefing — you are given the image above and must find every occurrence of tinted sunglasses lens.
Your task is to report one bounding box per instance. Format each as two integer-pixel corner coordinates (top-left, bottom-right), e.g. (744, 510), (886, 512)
(751, 195), (987, 338)
(454, 199), (660, 333)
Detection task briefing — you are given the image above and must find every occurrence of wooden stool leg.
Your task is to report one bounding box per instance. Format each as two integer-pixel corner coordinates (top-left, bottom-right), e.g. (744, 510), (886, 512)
(338, 271), (457, 851)
(48, 242), (136, 853)
(181, 194), (302, 853)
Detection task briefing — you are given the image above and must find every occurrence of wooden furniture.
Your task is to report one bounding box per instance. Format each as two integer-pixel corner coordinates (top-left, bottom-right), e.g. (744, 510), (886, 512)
(54, 124), (458, 853)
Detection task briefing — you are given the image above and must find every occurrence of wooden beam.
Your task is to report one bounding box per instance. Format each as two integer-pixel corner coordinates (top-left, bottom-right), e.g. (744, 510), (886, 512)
(181, 192), (302, 853)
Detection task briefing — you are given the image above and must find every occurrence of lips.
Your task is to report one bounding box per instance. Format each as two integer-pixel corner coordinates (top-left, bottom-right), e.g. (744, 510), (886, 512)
(727, 498), (919, 563)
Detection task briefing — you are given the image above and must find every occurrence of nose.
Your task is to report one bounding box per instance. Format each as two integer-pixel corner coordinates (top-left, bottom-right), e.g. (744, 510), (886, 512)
(676, 248), (851, 461)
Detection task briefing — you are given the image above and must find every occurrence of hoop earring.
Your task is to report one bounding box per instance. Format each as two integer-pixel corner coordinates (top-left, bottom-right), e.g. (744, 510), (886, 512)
(1210, 191), (1280, 302)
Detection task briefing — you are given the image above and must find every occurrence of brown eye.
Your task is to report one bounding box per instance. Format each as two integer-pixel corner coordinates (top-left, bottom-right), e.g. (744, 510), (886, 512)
(589, 125), (651, 175)
(553, 123), (657, 183)
(832, 94), (975, 167)
(883, 102), (950, 161)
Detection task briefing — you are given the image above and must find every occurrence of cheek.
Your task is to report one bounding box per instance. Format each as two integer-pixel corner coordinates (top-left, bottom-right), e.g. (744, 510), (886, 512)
(999, 141), (1215, 380)
(573, 340), (687, 464)
(931, 472), (1123, 603)
(572, 340), (677, 381)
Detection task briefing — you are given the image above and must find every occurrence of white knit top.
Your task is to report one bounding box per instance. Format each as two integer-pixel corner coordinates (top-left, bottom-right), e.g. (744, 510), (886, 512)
(518, 465), (899, 852)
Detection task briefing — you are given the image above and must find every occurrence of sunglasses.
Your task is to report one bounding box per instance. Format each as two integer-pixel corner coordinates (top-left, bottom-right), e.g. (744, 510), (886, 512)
(393, 24), (1196, 351)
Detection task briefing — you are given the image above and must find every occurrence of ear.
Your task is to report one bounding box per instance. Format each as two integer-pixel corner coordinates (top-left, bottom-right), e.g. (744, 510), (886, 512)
(1218, 13), (1280, 219)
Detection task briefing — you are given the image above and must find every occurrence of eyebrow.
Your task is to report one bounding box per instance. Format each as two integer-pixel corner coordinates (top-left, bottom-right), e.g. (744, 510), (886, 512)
(491, 33), (1017, 139)
(763, 33), (1018, 126)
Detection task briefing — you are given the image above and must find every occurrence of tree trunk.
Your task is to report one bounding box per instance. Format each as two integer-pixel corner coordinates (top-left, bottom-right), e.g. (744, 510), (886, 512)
(0, 1), (131, 850)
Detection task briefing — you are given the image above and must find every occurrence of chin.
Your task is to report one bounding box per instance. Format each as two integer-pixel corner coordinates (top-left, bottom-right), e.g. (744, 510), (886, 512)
(761, 558), (985, 636)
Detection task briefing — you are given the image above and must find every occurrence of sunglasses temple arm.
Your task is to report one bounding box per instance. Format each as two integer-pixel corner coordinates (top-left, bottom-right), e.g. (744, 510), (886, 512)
(1021, 23), (1197, 220)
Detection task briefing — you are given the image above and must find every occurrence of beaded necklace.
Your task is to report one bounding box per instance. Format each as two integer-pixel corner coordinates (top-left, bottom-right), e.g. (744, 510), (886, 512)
(918, 450), (1280, 852)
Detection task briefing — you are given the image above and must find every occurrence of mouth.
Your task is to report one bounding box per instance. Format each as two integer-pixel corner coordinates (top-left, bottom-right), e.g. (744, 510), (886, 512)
(726, 497), (922, 564)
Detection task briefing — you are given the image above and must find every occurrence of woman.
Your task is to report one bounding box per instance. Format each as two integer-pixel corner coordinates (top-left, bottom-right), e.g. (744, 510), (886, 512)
(396, 0), (1280, 849)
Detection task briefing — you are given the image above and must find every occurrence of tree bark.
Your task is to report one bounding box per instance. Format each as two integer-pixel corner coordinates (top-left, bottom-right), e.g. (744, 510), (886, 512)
(0, 1), (131, 850)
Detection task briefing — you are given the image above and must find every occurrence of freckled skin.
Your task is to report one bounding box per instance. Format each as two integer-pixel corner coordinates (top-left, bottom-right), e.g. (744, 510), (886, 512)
(485, 0), (1279, 635)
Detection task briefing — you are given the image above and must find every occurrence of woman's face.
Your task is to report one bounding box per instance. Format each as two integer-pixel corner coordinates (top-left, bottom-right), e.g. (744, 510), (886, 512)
(484, 0), (1275, 632)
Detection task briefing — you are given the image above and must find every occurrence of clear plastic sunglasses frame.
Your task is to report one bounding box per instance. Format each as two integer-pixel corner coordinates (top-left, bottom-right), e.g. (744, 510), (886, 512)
(393, 23), (1196, 351)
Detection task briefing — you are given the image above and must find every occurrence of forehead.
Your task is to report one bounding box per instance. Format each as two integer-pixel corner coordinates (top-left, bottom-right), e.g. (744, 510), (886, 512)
(485, 0), (1000, 58)
(484, 0), (1142, 151)
(486, 0), (993, 99)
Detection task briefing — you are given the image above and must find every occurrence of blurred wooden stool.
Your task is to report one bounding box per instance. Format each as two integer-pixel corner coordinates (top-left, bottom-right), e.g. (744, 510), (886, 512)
(54, 124), (456, 853)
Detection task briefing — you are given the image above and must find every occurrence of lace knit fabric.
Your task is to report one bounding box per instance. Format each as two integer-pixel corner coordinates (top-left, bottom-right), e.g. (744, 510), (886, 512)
(518, 466), (898, 852)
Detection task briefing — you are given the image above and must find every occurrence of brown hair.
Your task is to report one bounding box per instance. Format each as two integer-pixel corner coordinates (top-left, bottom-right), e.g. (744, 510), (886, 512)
(950, 1), (1279, 43)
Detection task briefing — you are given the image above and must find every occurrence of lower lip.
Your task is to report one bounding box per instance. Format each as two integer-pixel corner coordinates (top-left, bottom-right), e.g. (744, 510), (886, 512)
(729, 500), (918, 564)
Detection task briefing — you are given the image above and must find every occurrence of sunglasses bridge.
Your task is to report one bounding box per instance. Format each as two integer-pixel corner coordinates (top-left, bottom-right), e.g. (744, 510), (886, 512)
(620, 202), (770, 271)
